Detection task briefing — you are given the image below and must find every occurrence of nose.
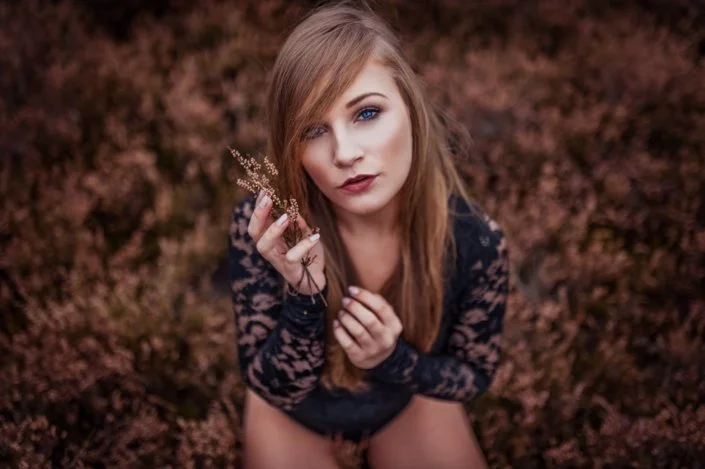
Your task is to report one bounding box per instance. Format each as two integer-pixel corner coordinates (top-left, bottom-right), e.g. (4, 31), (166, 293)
(333, 128), (363, 168)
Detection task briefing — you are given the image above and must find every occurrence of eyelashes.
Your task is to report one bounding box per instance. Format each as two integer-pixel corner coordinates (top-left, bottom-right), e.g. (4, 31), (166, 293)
(357, 106), (380, 121)
(301, 105), (382, 141)
(302, 125), (325, 141)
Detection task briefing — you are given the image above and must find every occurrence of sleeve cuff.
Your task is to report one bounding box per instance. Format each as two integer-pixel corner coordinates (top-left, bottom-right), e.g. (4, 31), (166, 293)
(366, 337), (419, 384)
(282, 282), (329, 326)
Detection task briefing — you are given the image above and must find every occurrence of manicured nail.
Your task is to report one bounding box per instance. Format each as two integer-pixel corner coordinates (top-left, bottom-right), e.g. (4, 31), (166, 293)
(342, 297), (350, 306)
(276, 213), (288, 225)
(259, 194), (270, 208)
(309, 233), (320, 242)
(348, 286), (360, 296)
(333, 319), (340, 328)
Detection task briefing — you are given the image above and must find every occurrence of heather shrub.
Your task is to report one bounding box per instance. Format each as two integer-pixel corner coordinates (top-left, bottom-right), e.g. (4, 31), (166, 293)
(1, 0), (703, 467)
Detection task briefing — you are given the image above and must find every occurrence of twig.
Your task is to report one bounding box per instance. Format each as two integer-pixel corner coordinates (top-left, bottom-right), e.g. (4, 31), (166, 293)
(229, 147), (327, 306)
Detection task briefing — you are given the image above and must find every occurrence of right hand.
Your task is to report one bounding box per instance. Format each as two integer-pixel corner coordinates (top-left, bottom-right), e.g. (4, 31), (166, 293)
(247, 191), (326, 296)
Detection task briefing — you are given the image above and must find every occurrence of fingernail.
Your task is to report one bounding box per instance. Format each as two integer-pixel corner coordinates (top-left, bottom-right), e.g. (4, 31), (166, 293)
(333, 319), (340, 328)
(309, 233), (320, 242)
(259, 194), (270, 208)
(276, 213), (288, 225)
(348, 286), (360, 296)
(342, 297), (350, 306)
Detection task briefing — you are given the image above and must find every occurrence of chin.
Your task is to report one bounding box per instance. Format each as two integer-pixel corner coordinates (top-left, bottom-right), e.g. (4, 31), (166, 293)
(334, 191), (396, 215)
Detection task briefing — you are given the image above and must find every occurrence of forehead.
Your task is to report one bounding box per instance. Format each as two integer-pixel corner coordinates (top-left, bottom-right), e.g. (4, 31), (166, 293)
(331, 59), (397, 109)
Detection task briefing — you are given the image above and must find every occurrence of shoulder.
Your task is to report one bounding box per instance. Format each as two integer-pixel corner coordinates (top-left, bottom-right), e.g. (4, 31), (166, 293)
(231, 193), (258, 223)
(448, 194), (508, 277)
(229, 193), (260, 262)
(230, 193), (258, 238)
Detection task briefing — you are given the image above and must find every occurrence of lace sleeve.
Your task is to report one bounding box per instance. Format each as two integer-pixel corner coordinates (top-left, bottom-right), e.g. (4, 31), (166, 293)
(366, 211), (509, 401)
(229, 195), (328, 411)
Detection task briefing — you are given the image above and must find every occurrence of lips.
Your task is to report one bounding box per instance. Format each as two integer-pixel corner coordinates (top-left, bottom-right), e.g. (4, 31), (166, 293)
(339, 174), (377, 194)
(341, 174), (375, 187)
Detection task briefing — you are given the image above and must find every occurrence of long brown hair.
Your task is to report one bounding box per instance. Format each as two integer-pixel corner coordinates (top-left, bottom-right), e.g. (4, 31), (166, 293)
(266, 1), (475, 390)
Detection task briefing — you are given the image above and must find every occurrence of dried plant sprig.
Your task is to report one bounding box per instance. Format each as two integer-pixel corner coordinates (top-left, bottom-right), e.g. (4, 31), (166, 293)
(229, 147), (327, 306)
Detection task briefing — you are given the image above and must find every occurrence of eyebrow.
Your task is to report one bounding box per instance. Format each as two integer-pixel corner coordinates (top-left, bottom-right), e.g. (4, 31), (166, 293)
(345, 92), (388, 109)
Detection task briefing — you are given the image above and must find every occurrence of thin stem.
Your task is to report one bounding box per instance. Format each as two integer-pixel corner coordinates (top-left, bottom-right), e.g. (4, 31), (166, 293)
(231, 148), (327, 305)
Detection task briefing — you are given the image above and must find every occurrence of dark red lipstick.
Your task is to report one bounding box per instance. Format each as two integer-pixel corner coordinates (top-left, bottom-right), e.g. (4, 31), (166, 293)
(340, 174), (377, 194)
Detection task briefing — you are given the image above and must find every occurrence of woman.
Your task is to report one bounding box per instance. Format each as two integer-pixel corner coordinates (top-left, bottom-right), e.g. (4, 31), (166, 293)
(229, 2), (509, 468)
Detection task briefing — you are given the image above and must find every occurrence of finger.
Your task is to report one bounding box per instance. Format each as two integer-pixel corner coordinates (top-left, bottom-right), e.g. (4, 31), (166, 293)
(333, 319), (363, 357)
(338, 310), (375, 348)
(342, 296), (386, 341)
(255, 189), (266, 205)
(248, 191), (274, 241)
(284, 230), (321, 264)
(256, 212), (291, 259)
(347, 286), (401, 330)
(292, 214), (318, 241)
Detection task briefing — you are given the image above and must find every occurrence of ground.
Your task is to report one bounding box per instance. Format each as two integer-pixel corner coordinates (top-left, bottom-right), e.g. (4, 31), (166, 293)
(1, 0), (704, 467)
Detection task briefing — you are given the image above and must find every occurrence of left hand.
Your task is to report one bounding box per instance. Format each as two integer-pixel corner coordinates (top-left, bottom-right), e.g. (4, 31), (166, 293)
(332, 286), (403, 369)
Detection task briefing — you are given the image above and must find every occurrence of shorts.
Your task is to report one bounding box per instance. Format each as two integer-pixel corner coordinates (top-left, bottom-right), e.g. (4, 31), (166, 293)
(284, 381), (414, 443)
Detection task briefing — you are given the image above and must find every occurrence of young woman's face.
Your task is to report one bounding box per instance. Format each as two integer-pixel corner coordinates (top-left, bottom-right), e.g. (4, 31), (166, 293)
(299, 59), (413, 219)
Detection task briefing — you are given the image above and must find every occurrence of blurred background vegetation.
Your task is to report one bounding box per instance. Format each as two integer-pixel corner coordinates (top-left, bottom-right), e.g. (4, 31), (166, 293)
(1, 0), (703, 467)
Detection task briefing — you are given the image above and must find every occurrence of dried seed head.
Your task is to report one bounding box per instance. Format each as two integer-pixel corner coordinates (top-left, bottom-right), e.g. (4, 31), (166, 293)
(230, 147), (327, 305)
(264, 156), (279, 177)
(236, 178), (257, 194)
(232, 147), (314, 244)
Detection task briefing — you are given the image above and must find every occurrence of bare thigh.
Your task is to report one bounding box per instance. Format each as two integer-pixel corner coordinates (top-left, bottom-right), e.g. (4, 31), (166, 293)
(242, 389), (339, 469)
(367, 395), (488, 469)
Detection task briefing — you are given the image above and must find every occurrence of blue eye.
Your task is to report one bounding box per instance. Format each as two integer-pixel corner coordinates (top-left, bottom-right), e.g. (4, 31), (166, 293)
(357, 106), (380, 121)
(302, 107), (380, 141)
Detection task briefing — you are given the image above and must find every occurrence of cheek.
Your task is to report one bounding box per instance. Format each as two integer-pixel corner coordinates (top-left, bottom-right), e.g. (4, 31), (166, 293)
(379, 110), (413, 167)
(301, 148), (332, 187)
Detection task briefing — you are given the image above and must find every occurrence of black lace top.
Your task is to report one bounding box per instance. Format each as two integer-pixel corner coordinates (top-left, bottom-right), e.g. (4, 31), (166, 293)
(229, 193), (509, 441)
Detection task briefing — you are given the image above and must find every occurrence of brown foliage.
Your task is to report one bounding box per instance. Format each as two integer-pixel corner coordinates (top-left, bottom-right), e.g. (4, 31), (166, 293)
(1, 0), (703, 467)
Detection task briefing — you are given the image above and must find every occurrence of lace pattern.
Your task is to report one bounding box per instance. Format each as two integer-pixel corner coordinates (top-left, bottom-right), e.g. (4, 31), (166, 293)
(229, 195), (327, 411)
(366, 202), (509, 401)
(230, 192), (509, 416)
